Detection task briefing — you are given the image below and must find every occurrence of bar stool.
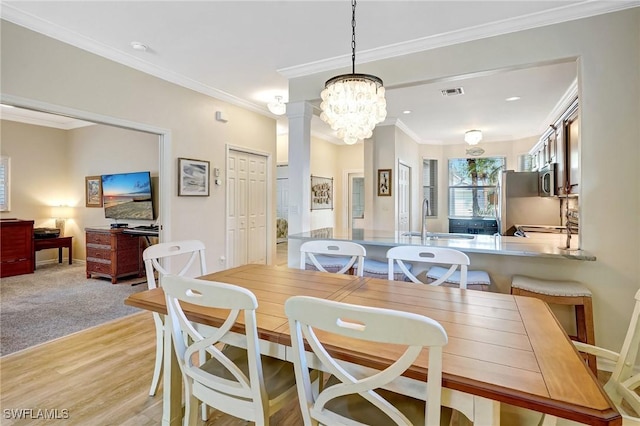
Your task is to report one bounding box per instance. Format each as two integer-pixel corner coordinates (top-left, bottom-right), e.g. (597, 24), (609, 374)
(511, 275), (597, 375)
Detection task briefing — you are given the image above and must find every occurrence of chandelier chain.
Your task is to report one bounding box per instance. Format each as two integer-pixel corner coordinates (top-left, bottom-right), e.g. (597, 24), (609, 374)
(319, 0), (386, 145)
(351, 0), (356, 74)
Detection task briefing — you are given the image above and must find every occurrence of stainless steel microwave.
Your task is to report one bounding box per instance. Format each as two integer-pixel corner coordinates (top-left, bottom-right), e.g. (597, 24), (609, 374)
(539, 163), (557, 197)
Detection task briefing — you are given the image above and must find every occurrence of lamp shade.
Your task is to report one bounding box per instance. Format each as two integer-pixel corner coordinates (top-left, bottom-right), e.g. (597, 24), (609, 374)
(51, 205), (73, 219)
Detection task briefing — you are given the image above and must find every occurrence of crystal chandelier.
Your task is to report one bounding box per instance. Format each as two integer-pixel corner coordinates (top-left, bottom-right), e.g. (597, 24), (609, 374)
(320, 0), (386, 145)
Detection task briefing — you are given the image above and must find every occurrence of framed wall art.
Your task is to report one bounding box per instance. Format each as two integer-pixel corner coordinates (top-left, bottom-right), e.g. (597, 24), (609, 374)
(178, 157), (210, 196)
(377, 169), (391, 196)
(310, 175), (333, 210)
(85, 175), (103, 207)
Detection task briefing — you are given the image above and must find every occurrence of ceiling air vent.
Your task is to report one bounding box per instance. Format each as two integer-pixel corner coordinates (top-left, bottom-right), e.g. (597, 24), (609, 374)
(441, 87), (464, 96)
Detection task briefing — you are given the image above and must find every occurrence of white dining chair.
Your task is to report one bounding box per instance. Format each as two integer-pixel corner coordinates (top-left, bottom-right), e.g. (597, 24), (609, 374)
(285, 295), (449, 426)
(300, 240), (366, 276)
(163, 274), (298, 425)
(143, 239), (207, 397)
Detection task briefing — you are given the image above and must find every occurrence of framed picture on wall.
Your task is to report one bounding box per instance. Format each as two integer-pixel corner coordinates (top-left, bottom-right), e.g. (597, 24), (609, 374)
(85, 175), (103, 207)
(310, 175), (333, 210)
(378, 169), (391, 196)
(178, 158), (210, 196)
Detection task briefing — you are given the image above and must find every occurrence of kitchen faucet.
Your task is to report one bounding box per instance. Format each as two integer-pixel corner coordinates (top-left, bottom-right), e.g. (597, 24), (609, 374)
(421, 198), (430, 242)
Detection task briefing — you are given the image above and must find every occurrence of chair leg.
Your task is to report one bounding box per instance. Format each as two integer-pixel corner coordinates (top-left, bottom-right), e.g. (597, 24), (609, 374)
(149, 316), (164, 396)
(200, 350), (208, 421)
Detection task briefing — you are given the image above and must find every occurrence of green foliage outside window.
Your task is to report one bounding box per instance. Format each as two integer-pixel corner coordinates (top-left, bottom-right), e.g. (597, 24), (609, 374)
(448, 157), (505, 218)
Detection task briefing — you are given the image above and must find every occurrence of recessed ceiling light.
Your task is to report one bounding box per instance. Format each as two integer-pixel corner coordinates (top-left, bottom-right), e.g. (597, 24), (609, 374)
(402, 110), (412, 114)
(130, 41), (148, 51)
(505, 96), (521, 102)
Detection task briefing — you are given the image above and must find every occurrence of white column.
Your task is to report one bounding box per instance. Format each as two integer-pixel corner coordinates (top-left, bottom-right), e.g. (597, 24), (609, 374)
(286, 101), (313, 266)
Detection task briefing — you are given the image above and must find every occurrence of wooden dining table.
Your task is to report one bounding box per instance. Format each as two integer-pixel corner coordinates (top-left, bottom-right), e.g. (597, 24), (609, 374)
(124, 263), (620, 426)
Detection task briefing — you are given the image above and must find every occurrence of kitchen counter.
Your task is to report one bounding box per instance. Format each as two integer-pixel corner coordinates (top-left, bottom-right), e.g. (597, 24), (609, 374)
(288, 228), (595, 261)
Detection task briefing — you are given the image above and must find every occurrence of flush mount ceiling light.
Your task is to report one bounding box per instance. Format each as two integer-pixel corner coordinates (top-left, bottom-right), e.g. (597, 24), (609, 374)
(267, 96), (286, 116)
(464, 129), (483, 145)
(130, 41), (148, 51)
(319, 0), (386, 145)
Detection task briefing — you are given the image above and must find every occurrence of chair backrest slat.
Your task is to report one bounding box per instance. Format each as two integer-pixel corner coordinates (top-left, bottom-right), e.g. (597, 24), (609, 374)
(386, 246), (469, 288)
(286, 295), (448, 426)
(143, 239), (207, 289)
(300, 240), (366, 276)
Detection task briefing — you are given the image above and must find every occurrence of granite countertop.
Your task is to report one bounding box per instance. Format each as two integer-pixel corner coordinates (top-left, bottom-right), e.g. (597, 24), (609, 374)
(288, 228), (595, 261)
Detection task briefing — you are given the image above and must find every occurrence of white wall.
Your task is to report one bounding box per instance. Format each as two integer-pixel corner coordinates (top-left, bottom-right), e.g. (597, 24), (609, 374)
(276, 135), (364, 231)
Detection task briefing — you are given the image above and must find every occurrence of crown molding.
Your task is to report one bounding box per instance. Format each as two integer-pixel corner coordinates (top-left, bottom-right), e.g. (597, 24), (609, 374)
(0, 108), (94, 130)
(0, 4), (271, 117)
(539, 78), (579, 133)
(279, 1), (640, 79)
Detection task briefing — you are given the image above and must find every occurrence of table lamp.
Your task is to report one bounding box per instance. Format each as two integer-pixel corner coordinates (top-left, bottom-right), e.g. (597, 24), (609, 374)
(51, 205), (72, 237)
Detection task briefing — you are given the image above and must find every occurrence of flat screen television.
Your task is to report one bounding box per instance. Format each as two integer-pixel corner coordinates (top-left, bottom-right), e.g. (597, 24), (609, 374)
(102, 171), (154, 221)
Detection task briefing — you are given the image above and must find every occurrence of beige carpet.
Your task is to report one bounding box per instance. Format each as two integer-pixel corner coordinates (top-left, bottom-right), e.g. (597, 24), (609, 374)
(0, 262), (148, 356)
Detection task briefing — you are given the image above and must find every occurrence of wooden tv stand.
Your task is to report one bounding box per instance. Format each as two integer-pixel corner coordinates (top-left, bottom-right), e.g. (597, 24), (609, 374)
(85, 228), (144, 284)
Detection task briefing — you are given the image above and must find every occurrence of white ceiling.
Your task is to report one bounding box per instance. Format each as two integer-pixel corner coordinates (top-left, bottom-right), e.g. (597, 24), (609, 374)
(2, 1), (637, 144)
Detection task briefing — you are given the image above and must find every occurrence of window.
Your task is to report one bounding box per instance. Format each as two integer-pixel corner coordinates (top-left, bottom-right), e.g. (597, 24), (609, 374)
(448, 157), (505, 218)
(422, 159), (437, 216)
(0, 156), (10, 212)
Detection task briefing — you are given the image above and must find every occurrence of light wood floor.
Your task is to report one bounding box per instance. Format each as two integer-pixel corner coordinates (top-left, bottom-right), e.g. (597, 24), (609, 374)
(0, 311), (304, 425)
(276, 241), (288, 266)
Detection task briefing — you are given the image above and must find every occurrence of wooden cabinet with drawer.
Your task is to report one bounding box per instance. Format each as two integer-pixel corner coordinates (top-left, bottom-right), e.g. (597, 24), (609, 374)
(85, 228), (143, 284)
(0, 219), (35, 278)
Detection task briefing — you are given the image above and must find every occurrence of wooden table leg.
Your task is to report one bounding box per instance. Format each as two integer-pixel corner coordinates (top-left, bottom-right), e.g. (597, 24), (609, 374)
(163, 314), (183, 426)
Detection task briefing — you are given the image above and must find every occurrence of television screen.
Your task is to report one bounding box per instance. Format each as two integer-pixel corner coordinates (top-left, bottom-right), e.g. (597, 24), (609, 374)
(102, 171), (154, 220)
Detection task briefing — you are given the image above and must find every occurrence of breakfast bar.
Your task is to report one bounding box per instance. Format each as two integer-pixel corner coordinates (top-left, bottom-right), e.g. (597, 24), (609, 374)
(287, 228), (595, 261)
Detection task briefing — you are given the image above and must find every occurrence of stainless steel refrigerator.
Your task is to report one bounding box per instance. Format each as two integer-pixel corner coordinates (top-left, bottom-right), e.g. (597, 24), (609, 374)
(497, 170), (561, 235)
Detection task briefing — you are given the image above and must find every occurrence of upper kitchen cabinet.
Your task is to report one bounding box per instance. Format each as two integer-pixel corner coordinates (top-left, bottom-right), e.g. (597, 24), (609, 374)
(530, 98), (579, 196)
(564, 105), (580, 195)
(555, 99), (580, 195)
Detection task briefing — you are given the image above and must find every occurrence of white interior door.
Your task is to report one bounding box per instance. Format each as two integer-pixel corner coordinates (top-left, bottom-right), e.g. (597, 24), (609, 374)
(227, 149), (267, 267)
(398, 162), (411, 233)
(247, 154), (267, 264)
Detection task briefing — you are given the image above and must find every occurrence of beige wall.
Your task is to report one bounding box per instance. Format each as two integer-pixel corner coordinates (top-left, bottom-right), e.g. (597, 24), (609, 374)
(291, 9), (640, 353)
(276, 134), (365, 231)
(0, 120), (158, 262)
(1, 20), (277, 272)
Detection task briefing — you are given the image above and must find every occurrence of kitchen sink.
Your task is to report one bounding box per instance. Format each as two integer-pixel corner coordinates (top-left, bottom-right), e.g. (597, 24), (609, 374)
(401, 232), (475, 240)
